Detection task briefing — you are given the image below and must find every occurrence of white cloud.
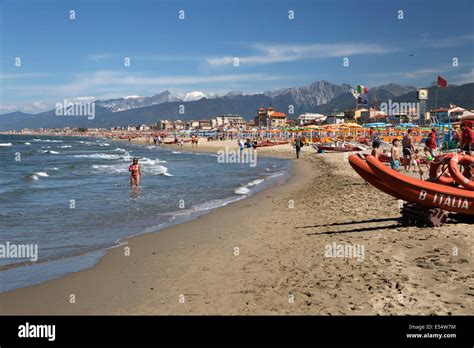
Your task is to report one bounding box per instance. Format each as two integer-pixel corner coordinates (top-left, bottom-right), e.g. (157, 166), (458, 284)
(206, 42), (395, 67)
(422, 34), (474, 48)
(87, 53), (115, 61)
(1, 71), (290, 112)
(0, 101), (51, 113)
(453, 68), (474, 85)
(0, 72), (50, 80)
(4, 71), (288, 96)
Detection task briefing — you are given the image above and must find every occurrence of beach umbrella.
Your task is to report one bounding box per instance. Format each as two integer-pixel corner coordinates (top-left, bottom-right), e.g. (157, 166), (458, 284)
(341, 122), (362, 128)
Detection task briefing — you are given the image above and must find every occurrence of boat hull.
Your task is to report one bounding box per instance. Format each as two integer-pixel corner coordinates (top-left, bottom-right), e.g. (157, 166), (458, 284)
(364, 155), (474, 215)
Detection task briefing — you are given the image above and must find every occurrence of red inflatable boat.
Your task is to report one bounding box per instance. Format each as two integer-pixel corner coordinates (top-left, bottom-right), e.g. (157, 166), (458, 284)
(349, 154), (474, 215)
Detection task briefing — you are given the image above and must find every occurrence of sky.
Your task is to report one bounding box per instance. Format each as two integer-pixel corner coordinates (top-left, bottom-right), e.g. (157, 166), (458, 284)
(1, 0), (473, 113)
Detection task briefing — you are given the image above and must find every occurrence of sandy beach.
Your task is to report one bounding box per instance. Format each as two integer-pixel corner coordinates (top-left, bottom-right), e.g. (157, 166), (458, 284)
(0, 140), (472, 315)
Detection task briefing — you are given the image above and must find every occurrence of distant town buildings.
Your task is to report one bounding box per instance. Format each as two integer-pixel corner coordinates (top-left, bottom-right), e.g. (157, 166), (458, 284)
(13, 102), (474, 137)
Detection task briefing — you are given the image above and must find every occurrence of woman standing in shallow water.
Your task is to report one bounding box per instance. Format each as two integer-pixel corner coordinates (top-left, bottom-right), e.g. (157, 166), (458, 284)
(129, 158), (141, 189)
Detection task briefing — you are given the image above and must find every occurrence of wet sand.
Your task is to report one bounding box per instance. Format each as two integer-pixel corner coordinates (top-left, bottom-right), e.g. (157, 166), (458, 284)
(0, 141), (472, 315)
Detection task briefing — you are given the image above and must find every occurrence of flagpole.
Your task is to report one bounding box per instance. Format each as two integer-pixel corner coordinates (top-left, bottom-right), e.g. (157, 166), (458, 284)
(355, 82), (358, 114)
(434, 85), (440, 150)
(373, 92), (377, 125)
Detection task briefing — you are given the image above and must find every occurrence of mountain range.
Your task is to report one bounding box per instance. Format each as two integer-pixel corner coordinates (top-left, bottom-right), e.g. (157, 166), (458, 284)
(1, 81), (473, 130)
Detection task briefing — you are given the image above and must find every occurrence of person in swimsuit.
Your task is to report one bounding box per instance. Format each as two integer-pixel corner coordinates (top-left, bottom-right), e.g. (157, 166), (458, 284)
(252, 139), (258, 151)
(402, 129), (414, 172)
(129, 158), (141, 188)
(423, 147), (433, 168)
(390, 139), (401, 171)
(412, 148), (424, 179)
(238, 139), (244, 158)
(371, 139), (381, 160)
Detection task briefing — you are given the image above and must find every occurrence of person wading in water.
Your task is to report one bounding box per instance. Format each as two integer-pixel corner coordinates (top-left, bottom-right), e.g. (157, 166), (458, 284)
(129, 157), (142, 189)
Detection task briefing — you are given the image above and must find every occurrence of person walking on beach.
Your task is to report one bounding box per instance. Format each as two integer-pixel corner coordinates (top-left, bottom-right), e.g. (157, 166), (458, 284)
(425, 128), (438, 158)
(402, 129), (415, 171)
(191, 135), (198, 148)
(390, 139), (401, 171)
(129, 157), (141, 188)
(294, 135), (303, 159)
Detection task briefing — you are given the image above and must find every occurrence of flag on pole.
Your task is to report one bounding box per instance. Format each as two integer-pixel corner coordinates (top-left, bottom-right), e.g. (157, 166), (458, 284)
(357, 95), (368, 106)
(350, 89), (359, 99)
(437, 75), (448, 88)
(357, 84), (368, 94)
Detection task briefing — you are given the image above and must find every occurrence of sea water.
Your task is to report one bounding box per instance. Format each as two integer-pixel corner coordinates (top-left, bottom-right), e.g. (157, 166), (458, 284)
(0, 134), (291, 292)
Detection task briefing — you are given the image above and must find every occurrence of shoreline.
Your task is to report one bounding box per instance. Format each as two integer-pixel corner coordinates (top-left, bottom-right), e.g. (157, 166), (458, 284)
(0, 137), (295, 292)
(0, 145), (310, 314)
(0, 141), (471, 315)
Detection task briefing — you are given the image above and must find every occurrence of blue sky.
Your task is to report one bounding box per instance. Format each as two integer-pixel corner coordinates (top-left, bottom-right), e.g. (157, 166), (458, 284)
(1, 0), (473, 113)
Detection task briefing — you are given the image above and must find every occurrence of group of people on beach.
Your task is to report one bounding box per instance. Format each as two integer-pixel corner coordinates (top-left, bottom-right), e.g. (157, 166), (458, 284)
(371, 125), (473, 179)
(237, 138), (258, 155)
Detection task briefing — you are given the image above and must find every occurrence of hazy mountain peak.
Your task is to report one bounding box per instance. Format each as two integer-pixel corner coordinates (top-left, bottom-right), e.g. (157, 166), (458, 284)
(264, 80), (352, 107)
(225, 90), (246, 98)
(369, 83), (417, 97)
(96, 90), (175, 112)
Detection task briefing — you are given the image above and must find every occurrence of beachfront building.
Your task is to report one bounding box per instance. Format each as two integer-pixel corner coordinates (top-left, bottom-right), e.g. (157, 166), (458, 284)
(349, 108), (388, 124)
(297, 113), (327, 125)
(173, 120), (186, 130)
(215, 115), (246, 128)
(198, 120), (213, 130)
(185, 120), (199, 129)
(326, 112), (346, 124)
(428, 105), (468, 124)
(254, 107), (287, 128)
(137, 124), (150, 131)
(158, 120), (173, 131)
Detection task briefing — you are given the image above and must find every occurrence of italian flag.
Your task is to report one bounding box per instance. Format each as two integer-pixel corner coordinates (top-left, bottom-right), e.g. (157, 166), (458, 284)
(357, 84), (368, 94)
